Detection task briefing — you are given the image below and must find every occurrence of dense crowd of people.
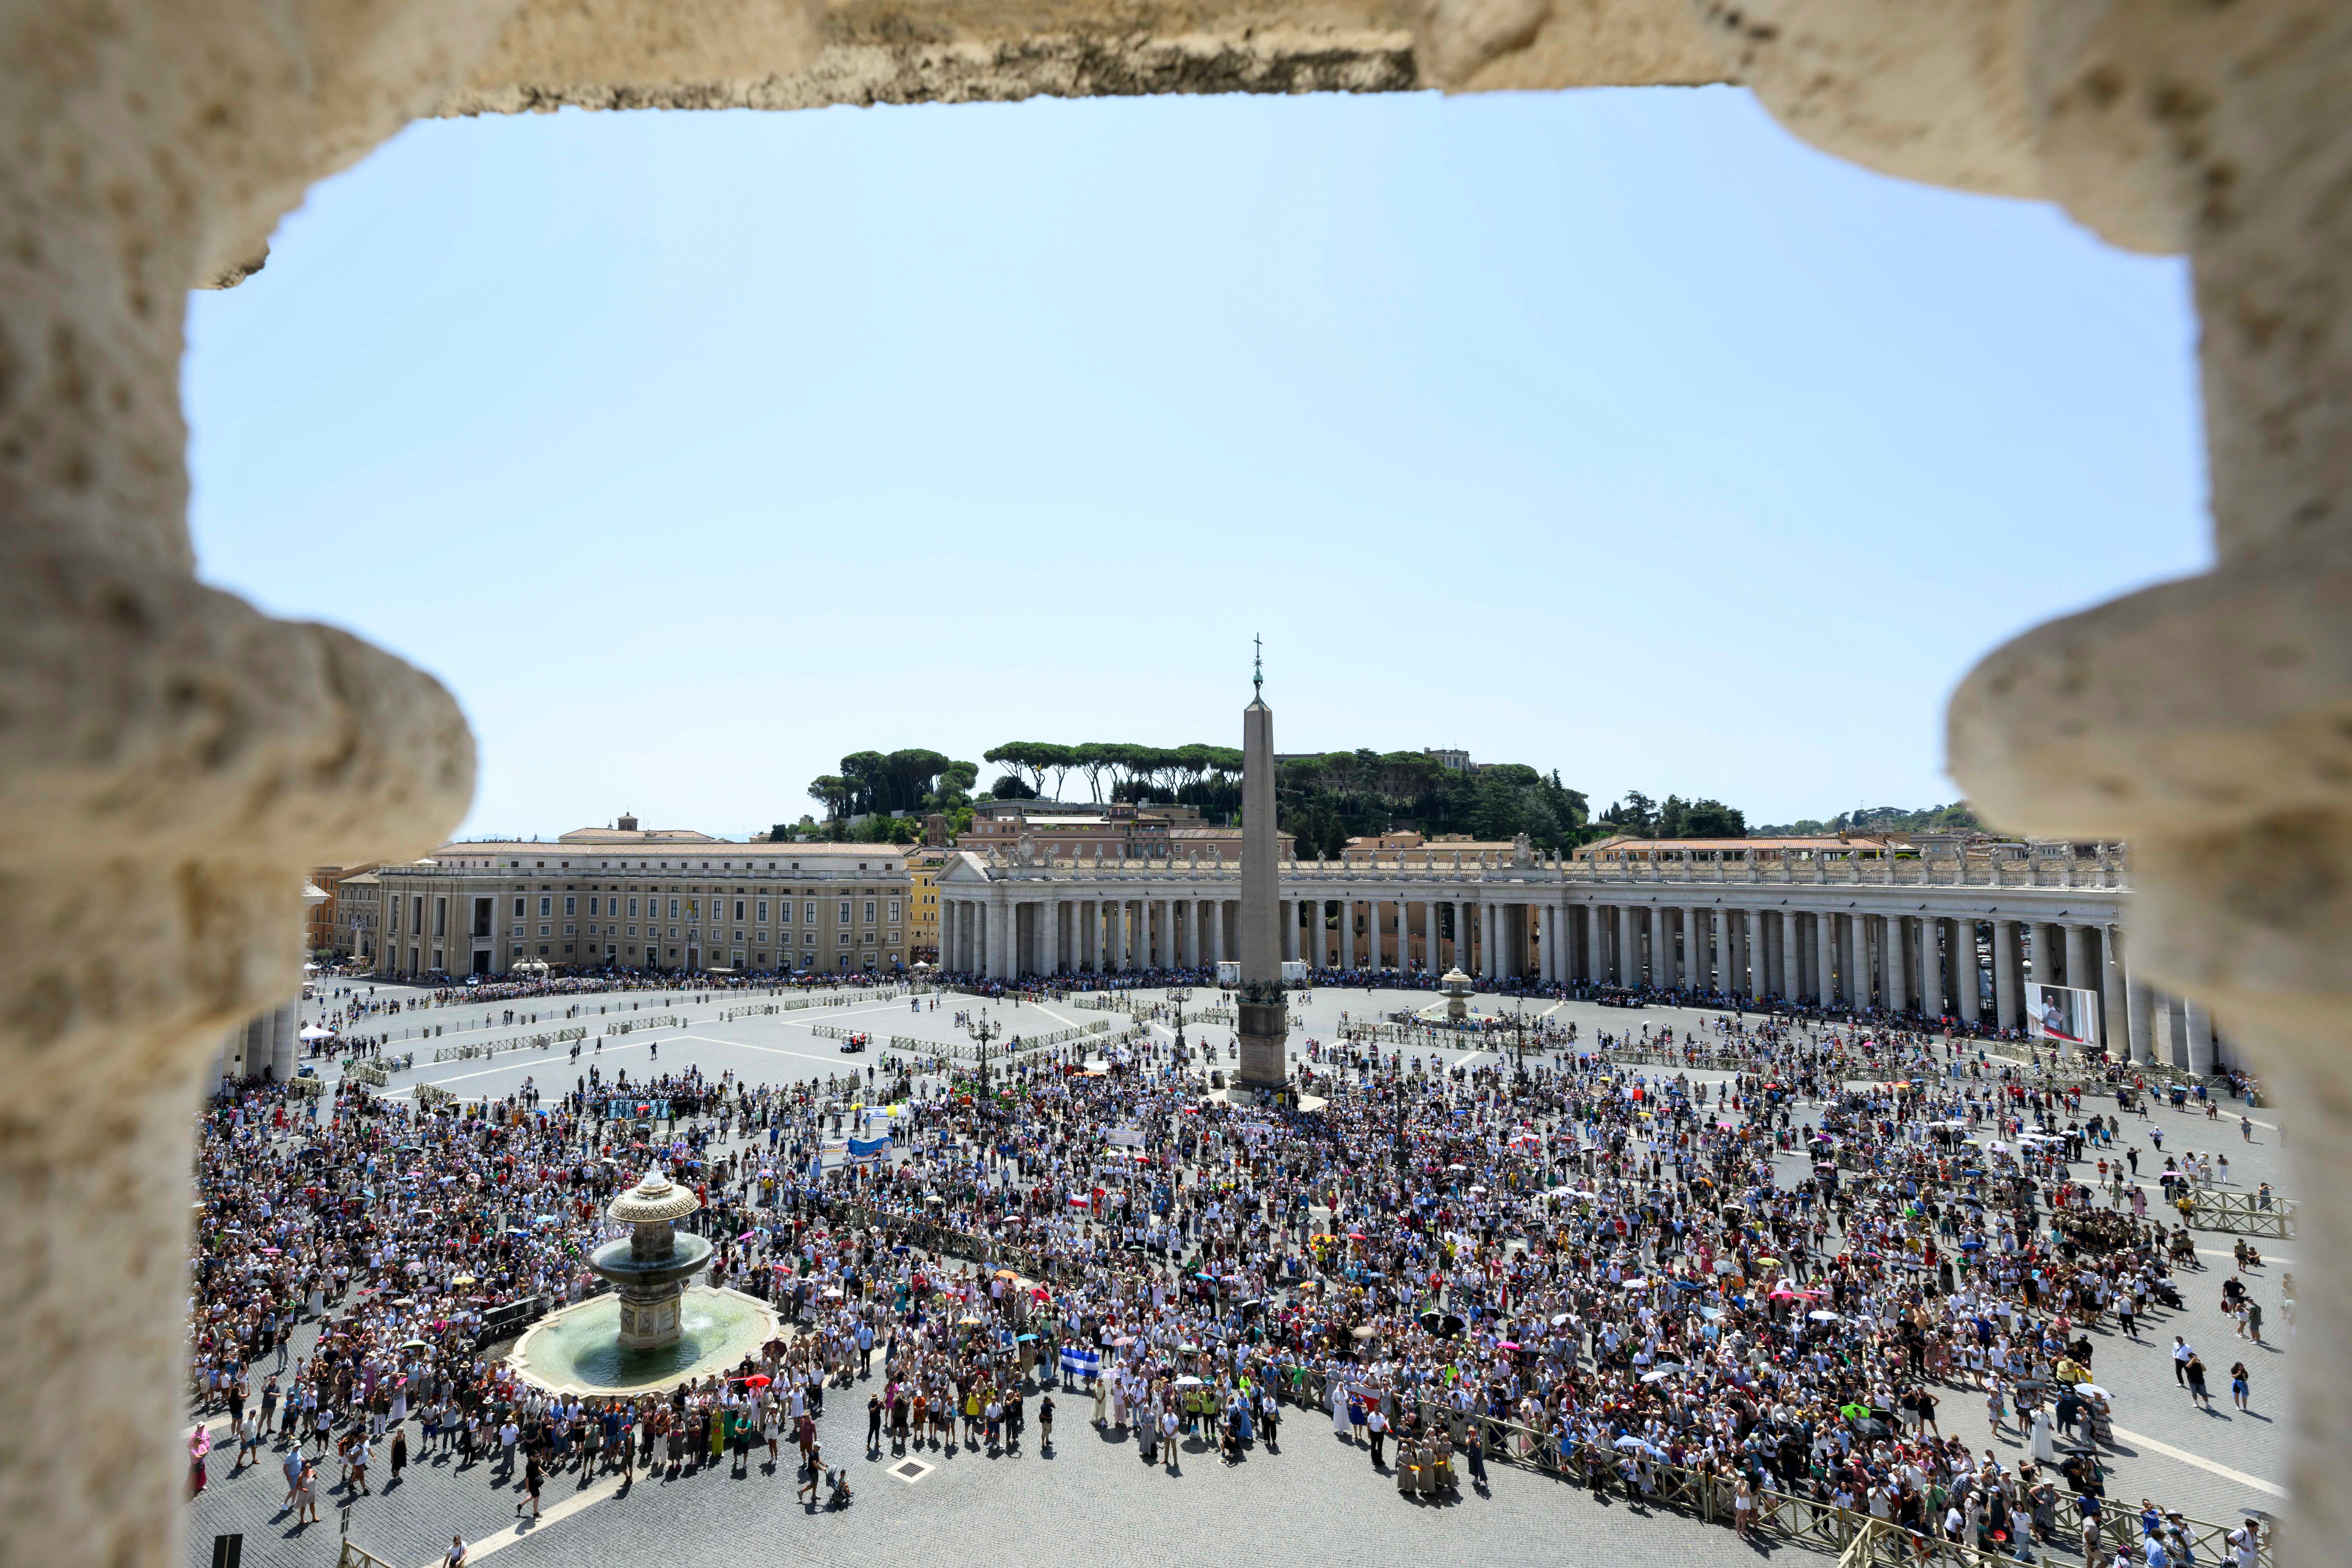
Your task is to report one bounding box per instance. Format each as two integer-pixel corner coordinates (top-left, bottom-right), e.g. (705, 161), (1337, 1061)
(187, 985), (2276, 1568)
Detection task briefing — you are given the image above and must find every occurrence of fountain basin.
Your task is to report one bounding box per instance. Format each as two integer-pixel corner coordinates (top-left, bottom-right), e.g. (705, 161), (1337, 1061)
(509, 1284), (780, 1396)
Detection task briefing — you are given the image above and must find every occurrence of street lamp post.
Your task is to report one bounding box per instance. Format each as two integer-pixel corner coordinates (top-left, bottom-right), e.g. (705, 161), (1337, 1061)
(1508, 1000), (1530, 1086)
(966, 1006), (1001, 1095)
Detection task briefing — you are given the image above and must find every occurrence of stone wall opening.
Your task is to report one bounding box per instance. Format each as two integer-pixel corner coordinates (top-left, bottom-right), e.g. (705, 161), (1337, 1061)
(2, 2), (2347, 1566)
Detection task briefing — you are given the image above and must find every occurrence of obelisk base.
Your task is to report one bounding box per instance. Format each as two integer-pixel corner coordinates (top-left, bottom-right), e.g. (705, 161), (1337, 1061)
(1236, 1000), (1288, 1092)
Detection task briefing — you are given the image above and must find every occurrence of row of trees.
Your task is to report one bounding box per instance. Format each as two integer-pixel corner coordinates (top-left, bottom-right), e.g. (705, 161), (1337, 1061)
(1748, 801), (1981, 836)
(781, 739), (1870, 853)
(1592, 791), (1749, 840)
(981, 742), (1245, 803)
(788, 749), (983, 842)
(978, 742), (1595, 859)
(1277, 754), (1591, 859)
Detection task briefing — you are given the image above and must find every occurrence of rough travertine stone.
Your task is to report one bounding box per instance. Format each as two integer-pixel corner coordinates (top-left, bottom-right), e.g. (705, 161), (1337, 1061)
(1945, 4), (2352, 1549)
(2, 2), (2346, 1567)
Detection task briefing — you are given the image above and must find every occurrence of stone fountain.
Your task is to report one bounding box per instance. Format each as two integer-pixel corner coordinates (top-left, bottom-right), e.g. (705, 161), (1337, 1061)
(508, 1166), (778, 1395)
(593, 1167), (709, 1349)
(1442, 967), (1473, 1024)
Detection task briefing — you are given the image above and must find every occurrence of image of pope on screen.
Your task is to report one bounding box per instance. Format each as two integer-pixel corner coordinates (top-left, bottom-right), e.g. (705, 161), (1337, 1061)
(2028, 983), (2100, 1047)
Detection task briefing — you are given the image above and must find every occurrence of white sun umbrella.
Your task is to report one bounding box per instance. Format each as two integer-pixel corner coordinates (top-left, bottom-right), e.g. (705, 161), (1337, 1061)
(299, 1024), (336, 1040)
(1808, 1310), (1842, 1322)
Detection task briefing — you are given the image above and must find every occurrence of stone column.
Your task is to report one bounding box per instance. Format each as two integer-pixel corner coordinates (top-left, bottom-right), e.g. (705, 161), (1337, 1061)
(2128, 983), (2157, 1067)
(1395, 898), (1409, 974)
(2098, 925), (2127, 1057)
(1815, 913), (1836, 1007)
(1956, 922), (1982, 1024)
(1993, 921), (2019, 1032)
(1885, 916), (1908, 1015)
(1921, 919), (1945, 1021)
(2064, 923), (2090, 996)
(2184, 1000), (2216, 1075)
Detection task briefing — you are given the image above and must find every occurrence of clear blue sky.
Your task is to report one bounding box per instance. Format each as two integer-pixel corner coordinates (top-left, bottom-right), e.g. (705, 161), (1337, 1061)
(183, 84), (2206, 842)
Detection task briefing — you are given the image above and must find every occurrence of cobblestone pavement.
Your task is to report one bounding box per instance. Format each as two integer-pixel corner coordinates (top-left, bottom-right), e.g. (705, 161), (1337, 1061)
(213, 983), (2300, 1568)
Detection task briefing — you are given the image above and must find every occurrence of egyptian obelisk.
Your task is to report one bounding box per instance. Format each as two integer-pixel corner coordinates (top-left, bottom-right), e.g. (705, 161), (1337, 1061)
(1235, 638), (1289, 1095)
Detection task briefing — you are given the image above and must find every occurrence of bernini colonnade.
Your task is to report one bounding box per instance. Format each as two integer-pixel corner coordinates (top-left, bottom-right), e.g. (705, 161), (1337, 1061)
(2, 2), (2345, 1567)
(937, 842), (2219, 1070)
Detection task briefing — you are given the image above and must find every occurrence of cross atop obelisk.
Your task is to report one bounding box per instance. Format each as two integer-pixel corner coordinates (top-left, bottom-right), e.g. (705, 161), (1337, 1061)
(1235, 637), (1287, 1093)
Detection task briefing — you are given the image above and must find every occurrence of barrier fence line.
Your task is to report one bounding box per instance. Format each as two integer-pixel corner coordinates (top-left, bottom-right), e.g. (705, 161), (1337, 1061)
(431, 1026), (589, 1062)
(2187, 1187), (2296, 1238)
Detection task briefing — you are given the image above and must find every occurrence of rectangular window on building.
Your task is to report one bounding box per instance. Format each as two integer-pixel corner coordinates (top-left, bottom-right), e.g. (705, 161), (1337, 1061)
(538, 923), (551, 937)
(838, 900), (851, 924)
(625, 925), (636, 937)
(539, 896), (552, 918)
(513, 923), (524, 938)
(804, 901), (816, 923)
(687, 898), (700, 920)
(433, 897), (447, 937)
(757, 900), (768, 923)
(564, 896), (576, 917)
(514, 896), (526, 918)
(564, 923), (576, 935)
(888, 899), (901, 922)
(734, 899), (745, 921)
(669, 898), (680, 920)
(587, 896), (598, 916)
(864, 901), (876, 924)
(837, 932), (849, 946)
